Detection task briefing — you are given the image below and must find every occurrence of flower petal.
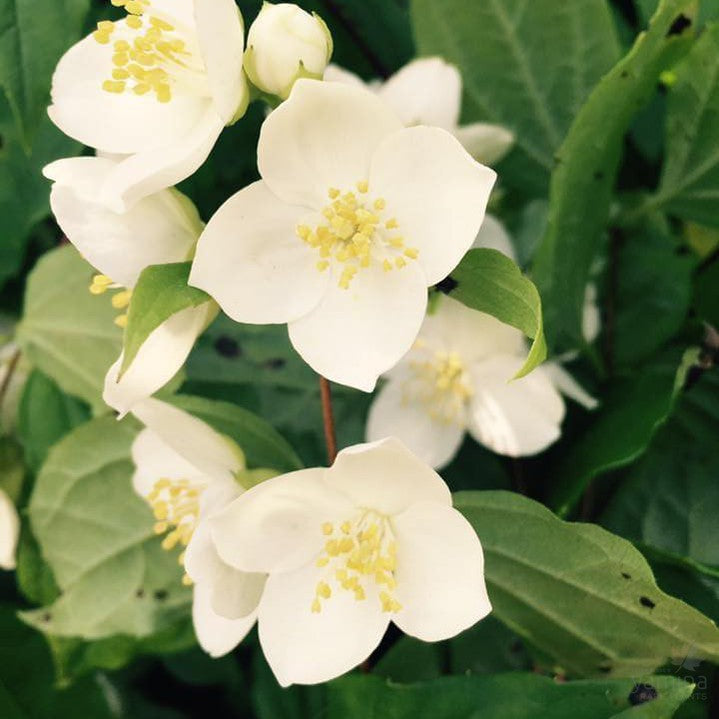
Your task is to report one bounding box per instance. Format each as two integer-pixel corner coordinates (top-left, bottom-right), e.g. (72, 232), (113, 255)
(131, 396), (245, 484)
(370, 126), (496, 285)
(44, 157), (201, 287)
(258, 563), (390, 686)
(420, 295), (525, 364)
(329, 438), (451, 516)
(131, 426), (208, 497)
(366, 378), (465, 470)
(323, 64), (366, 88)
(453, 123), (515, 165)
(288, 261), (427, 391)
(583, 283), (601, 343)
(189, 181), (328, 324)
(185, 521), (265, 619)
(543, 362), (599, 410)
(378, 57), (461, 130)
(194, 0), (248, 123)
(193, 582), (256, 658)
(0, 489), (19, 571)
(98, 105), (224, 212)
(48, 35), (208, 154)
(471, 214), (517, 262)
(467, 355), (566, 457)
(103, 303), (215, 417)
(258, 79), (402, 208)
(211, 469), (351, 574)
(392, 501), (491, 641)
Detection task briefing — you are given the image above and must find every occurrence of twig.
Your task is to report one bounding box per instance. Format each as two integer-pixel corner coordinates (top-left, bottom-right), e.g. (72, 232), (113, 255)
(319, 375), (337, 464)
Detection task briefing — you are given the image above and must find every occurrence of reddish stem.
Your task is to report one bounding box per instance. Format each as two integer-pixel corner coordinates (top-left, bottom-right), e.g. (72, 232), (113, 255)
(319, 375), (337, 464)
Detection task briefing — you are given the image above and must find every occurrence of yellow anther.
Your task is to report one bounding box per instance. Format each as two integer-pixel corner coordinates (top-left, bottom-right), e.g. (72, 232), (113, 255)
(322, 522), (334, 535)
(111, 289), (132, 309)
(357, 180), (369, 193)
(374, 198), (386, 211)
(340, 521), (351, 534)
(383, 259), (393, 272)
(150, 15), (174, 31)
(316, 582), (331, 599)
(316, 557), (330, 568)
(102, 80), (126, 93)
(178, 551), (186, 565)
(153, 521), (168, 534)
(311, 598), (321, 613)
(316, 260), (330, 272)
(389, 237), (404, 248)
(395, 257), (406, 269)
(385, 218), (399, 229)
(182, 574), (193, 586)
(114, 314), (128, 328)
(404, 248), (419, 259)
(126, 15), (143, 28)
(328, 188), (340, 199)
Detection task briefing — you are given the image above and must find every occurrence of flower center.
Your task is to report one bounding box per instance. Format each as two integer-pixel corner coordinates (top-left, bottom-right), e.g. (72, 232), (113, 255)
(89, 274), (133, 328)
(404, 345), (473, 424)
(93, 0), (205, 104)
(147, 477), (205, 584)
(296, 182), (419, 289)
(311, 510), (402, 614)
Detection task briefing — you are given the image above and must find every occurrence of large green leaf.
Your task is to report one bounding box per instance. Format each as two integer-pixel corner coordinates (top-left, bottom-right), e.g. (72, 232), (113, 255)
(0, 97), (80, 288)
(532, 0), (694, 351)
(448, 248), (546, 376)
(650, 23), (719, 226)
(23, 415), (191, 639)
(169, 395), (303, 473)
(603, 368), (719, 622)
(456, 490), (719, 677)
(0, 604), (115, 719)
(0, 0), (90, 144)
(16, 246), (123, 412)
(613, 224), (695, 368)
(549, 349), (692, 516)
(326, 673), (693, 719)
(411, 0), (621, 195)
(120, 262), (212, 376)
(17, 369), (90, 472)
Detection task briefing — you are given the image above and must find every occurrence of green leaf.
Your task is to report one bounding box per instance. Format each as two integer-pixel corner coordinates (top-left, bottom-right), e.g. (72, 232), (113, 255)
(448, 248), (546, 377)
(18, 370), (90, 473)
(411, 0), (621, 195)
(456, 490), (719, 677)
(16, 246), (123, 412)
(693, 254), (719, 328)
(603, 367), (719, 622)
(0, 0), (90, 144)
(0, 97), (81, 288)
(326, 673), (694, 719)
(613, 224), (695, 368)
(168, 395), (303, 473)
(0, 604), (115, 719)
(120, 262), (212, 376)
(532, 0), (694, 350)
(651, 23), (719, 226)
(23, 415), (191, 639)
(549, 349), (692, 516)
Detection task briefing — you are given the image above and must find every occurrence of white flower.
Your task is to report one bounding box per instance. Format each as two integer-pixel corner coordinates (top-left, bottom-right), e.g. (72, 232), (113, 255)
(48, 0), (249, 212)
(367, 295), (566, 468)
(0, 327), (26, 433)
(324, 57), (514, 166)
(210, 437), (490, 686)
(244, 3), (332, 99)
(190, 79), (496, 391)
(0, 488), (20, 571)
(131, 398), (265, 657)
(44, 155), (215, 416)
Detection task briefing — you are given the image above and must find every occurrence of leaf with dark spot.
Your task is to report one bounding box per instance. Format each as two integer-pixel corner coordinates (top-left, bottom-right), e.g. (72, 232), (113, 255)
(629, 683), (659, 705)
(640, 596), (656, 609)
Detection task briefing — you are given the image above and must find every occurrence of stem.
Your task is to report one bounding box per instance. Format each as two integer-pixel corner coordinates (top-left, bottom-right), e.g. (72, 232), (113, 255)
(0, 349), (21, 419)
(319, 376), (337, 464)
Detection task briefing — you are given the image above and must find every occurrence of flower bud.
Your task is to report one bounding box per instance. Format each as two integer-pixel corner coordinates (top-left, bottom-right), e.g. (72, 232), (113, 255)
(244, 3), (333, 99)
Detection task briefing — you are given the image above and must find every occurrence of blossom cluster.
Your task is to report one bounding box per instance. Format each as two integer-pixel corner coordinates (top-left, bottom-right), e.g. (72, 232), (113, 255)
(0, 0), (599, 687)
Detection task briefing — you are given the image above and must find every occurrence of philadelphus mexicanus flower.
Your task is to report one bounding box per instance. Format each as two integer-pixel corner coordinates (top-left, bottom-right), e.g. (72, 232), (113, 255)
(44, 155), (215, 415)
(0, 489), (20, 571)
(367, 294), (566, 468)
(131, 399), (266, 657)
(244, 3), (333, 99)
(210, 438), (490, 686)
(324, 57), (514, 166)
(48, 0), (249, 211)
(190, 79), (496, 391)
